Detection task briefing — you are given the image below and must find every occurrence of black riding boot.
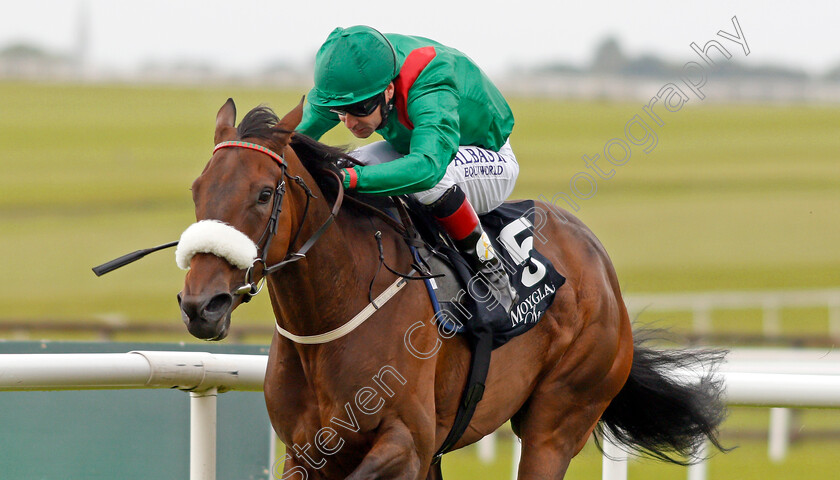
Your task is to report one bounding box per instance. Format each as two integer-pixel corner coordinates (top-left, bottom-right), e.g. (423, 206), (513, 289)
(428, 185), (517, 312)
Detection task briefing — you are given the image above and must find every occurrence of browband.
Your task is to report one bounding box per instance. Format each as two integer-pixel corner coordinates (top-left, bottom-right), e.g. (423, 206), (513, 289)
(214, 141), (285, 166)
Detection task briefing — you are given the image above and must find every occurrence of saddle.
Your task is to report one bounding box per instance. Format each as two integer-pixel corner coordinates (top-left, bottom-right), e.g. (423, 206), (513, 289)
(402, 197), (566, 347)
(349, 193), (566, 466)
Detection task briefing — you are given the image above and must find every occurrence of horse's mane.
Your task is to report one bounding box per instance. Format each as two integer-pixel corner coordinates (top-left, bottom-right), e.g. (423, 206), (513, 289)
(237, 105), (360, 199)
(237, 105), (283, 141)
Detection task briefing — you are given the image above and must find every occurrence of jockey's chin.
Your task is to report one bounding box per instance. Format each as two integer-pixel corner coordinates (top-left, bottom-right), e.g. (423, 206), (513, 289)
(349, 126), (375, 138)
(341, 110), (381, 139)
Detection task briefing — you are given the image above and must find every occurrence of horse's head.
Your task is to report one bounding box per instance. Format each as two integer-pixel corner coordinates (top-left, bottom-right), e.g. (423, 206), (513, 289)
(176, 98), (305, 340)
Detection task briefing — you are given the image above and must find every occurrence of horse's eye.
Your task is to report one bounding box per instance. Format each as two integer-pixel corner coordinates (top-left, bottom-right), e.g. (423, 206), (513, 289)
(257, 188), (273, 204)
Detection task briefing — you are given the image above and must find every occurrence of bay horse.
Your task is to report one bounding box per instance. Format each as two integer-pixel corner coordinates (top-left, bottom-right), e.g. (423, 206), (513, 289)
(177, 99), (726, 479)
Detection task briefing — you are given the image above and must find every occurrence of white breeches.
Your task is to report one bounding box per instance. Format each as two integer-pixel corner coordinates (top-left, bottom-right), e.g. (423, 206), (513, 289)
(350, 140), (519, 215)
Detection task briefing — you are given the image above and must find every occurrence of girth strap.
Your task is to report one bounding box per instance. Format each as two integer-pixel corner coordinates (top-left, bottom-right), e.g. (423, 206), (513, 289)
(429, 240), (497, 470)
(432, 328), (492, 463)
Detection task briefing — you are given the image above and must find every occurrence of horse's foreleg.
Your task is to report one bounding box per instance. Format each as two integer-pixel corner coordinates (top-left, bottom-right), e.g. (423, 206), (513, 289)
(274, 453), (314, 480)
(344, 421), (425, 480)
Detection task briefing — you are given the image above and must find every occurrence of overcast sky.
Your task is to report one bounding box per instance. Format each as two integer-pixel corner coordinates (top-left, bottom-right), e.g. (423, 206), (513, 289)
(1, 0), (838, 76)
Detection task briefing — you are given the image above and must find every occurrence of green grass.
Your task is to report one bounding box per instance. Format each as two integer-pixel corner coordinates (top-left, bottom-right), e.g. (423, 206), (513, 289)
(270, 407), (840, 480)
(1, 81), (837, 326)
(439, 407), (840, 479)
(2, 81), (840, 478)
(509, 97), (840, 293)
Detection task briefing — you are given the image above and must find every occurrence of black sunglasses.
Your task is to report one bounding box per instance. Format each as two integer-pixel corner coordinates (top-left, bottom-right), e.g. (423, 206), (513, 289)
(329, 92), (384, 117)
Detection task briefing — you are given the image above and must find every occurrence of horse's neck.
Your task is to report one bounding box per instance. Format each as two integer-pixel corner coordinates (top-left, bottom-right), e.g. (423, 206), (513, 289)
(266, 165), (382, 336)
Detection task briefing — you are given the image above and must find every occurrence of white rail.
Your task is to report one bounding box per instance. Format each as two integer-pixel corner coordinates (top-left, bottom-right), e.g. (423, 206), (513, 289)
(0, 351), (267, 392)
(625, 288), (840, 336)
(3, 349), (840, 480)
(504, 348), (840, 480)
(599, 348), (840, 480)
(0, 351), (267, 480)
(597, 370), (840, 479)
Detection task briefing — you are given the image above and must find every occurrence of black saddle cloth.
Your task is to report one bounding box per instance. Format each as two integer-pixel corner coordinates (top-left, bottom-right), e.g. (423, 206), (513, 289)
(406, 199), (566, 348)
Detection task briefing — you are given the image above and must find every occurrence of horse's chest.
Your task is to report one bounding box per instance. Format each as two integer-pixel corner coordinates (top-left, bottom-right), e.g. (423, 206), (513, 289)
(268, 361), (392, 447)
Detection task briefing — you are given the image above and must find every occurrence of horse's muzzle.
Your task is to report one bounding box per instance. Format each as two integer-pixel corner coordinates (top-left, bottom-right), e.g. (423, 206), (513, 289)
(177, 291), (233, 340)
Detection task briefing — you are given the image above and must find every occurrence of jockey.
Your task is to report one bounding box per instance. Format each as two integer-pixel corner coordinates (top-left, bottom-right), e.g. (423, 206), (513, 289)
(297, 25), (519, 311)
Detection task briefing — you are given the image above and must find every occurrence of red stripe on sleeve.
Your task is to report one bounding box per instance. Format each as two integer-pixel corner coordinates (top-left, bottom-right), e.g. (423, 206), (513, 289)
(344, 167), (358, 189)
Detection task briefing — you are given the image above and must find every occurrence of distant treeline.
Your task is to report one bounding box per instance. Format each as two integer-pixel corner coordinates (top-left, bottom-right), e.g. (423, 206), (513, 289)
(526, 37), (840, 82)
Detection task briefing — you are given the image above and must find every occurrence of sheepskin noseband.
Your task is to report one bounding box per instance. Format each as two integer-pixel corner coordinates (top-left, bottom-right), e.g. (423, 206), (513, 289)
(175, 220), (258, 270)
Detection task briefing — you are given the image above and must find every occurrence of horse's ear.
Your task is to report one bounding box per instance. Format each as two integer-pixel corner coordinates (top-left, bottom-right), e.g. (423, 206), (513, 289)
(276, 96), (305, 132)
(215, 98), (237, 144)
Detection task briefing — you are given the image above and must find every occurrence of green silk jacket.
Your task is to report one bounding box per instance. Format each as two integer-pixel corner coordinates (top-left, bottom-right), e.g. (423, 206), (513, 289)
(297, 33), (514, 196)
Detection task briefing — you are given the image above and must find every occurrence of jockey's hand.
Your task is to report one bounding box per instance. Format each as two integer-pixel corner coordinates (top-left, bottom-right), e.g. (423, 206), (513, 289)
(341, 167), (358, 190)
(335, 157), (356, 169)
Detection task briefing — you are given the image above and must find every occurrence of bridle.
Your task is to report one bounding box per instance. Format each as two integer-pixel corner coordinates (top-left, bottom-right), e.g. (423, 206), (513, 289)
(212, 140), (432, 345)
(92, 137), (422, 345)
(212, 140), (344, 301)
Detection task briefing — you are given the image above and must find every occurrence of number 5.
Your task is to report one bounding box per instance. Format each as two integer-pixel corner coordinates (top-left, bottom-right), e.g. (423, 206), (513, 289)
(498, 218), (546, 288)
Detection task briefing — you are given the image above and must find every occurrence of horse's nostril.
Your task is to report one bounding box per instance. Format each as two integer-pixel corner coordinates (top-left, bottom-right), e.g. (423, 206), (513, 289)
(205, 293), (233, 315)
(179, 292), (232, 334)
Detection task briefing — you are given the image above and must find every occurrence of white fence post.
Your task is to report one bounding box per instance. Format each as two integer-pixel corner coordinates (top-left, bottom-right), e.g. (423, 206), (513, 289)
(190, 388), (218, 480)
(692, 304), (712, 334)
(762, 299), (782, 336)
(829, 297), (840, 338)
(768, 407), (791, 462)
(510, 438), (521, 480)
(687, 441), (708, 480)
(602, 438), (628, 480)
(477, 433), (496, 464)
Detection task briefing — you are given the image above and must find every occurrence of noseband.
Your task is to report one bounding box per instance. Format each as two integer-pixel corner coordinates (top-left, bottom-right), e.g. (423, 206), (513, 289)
(207, 140), (343, 300)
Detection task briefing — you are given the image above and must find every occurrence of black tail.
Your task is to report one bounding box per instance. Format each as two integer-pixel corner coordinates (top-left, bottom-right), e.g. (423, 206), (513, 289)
(596, 332), (730, 465)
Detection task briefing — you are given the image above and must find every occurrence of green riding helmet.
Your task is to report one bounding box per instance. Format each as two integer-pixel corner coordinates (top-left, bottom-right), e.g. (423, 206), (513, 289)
(309, 25), (398, 107)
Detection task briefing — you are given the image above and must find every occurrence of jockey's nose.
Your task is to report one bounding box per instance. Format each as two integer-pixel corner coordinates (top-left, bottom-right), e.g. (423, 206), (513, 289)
(342, 113), (359, 129)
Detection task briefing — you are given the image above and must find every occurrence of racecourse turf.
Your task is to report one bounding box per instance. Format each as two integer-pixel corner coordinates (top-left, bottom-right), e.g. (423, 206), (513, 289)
(1, 81), (839, 478)
(1, 81), (838, 326)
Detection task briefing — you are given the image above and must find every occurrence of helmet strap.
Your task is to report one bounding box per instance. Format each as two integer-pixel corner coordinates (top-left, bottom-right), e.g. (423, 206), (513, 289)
(376, 93), (394, 130)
